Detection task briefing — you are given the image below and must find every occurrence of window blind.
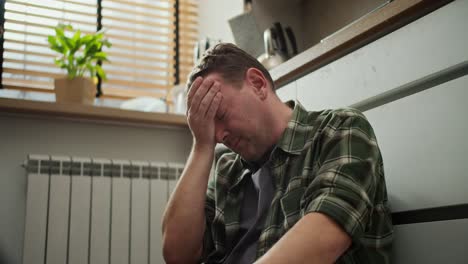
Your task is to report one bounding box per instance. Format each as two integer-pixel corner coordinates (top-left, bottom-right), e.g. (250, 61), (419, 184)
(2, 0), (97, 94)
(101, 0), (176, 100)
(1, 0), (198, 104)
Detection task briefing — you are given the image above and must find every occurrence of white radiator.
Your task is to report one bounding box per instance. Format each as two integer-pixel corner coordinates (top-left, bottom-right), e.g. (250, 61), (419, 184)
(22, 155), (183, 264)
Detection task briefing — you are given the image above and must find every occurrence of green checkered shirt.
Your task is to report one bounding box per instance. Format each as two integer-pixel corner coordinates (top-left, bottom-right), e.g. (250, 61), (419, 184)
(202, 101), (393, 263)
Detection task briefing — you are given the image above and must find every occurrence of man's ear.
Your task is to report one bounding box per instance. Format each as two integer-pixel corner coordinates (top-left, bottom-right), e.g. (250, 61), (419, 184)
(245, 68), (268, 100)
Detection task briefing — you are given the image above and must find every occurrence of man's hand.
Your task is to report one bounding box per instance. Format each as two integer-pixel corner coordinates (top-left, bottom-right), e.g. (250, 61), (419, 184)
(186, 76), (222, 149)
(162, 77), (221, 263)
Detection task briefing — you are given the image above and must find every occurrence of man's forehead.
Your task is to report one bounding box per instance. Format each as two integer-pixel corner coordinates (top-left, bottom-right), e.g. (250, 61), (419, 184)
(203, 72), (225, 83)
(186, 72), (225, 94)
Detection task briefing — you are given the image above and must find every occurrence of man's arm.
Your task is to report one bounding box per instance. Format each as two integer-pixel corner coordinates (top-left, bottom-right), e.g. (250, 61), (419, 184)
(162, 77), (222, 264)
(254, 212), (351, 264)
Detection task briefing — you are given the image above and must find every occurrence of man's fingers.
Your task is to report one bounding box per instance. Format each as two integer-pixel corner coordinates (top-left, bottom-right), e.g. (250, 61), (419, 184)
(198, 82), (221, 117)
(189, 78), (215, 114)
(186, 77), (203, 110)
(206, 92), (222, 120)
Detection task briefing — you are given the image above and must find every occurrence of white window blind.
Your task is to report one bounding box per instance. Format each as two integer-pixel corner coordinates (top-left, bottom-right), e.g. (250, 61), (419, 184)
(2, 0), (97, 94)
(101, 0), (176, 100)
(1, 0), (198, 103)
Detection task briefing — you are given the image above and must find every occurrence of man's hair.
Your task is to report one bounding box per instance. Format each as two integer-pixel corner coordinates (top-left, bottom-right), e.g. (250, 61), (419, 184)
(186, 43), (275, 93)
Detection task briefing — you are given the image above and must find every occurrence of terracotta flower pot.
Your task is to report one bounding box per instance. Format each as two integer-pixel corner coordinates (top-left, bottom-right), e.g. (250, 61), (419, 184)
(54, 76), (96, 105)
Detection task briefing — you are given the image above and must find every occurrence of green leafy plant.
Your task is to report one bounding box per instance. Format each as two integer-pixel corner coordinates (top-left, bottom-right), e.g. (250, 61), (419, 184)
(48, 24), (112, 83)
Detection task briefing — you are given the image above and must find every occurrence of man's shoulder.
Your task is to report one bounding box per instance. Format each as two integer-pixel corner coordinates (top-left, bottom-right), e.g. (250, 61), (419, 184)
(311, 107), (369, 129)
(295, 105), (366, 126)
(319, 107), (366, 120)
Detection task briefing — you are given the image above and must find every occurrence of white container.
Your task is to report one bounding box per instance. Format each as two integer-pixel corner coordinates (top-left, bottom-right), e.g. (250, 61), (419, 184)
(120, 97), (167, 113)
(171, 84), (187, 114)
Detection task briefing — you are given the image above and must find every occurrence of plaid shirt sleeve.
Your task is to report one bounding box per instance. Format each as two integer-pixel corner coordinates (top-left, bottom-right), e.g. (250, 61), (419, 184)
(303, 113), (382, 241)
(201, 145), (232, 262)
(201, 177), (216, 261)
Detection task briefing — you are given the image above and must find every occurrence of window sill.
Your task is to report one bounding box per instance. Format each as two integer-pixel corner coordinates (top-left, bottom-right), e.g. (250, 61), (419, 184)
(0, 97), (188, 129)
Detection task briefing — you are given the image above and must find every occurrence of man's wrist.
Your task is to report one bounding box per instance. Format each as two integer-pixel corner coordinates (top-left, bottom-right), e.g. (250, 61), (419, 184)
(192, 142), (215, 154)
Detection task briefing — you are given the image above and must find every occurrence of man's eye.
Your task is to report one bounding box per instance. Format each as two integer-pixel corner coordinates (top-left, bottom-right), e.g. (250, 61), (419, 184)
(216, 111), (225, 121)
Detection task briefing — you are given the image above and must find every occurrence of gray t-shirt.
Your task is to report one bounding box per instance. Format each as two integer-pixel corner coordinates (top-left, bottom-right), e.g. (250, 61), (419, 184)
(224, 162), (274, 264)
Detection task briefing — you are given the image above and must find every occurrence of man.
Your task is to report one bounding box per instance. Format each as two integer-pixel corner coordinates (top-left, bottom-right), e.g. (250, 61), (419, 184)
(162, 43), (393, 264)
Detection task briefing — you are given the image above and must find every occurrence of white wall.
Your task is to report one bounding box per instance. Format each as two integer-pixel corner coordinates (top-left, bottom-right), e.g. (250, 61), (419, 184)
(0, 114), (192, 264)
(197, 0), (243, 43)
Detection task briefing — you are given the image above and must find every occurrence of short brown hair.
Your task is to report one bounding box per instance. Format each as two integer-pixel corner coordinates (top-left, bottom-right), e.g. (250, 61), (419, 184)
(186, 43), (274, 93)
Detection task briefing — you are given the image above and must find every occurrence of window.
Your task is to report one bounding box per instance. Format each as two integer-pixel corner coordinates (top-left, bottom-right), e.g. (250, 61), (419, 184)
(1, 0), (198, 104)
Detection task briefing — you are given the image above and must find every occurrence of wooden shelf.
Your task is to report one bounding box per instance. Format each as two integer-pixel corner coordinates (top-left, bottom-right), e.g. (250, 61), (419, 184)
(0, 97), (188, 129)
(271, 0), (453, 88)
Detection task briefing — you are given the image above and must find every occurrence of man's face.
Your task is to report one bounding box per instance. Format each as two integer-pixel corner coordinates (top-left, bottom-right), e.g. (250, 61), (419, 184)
(206, 73), (267, 161)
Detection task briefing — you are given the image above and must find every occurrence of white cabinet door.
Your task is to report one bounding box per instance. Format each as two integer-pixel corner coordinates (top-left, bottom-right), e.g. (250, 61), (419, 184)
(365, 75), (468, 212)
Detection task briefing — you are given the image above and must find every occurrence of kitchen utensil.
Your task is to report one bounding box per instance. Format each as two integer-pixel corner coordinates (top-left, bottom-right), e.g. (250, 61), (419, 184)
(273, 22), (288, 56)
(228, 11), (264, 58)
(257, 27), (287, 70)
(270, 28), (280, 53)
(285, 26), (298, 56)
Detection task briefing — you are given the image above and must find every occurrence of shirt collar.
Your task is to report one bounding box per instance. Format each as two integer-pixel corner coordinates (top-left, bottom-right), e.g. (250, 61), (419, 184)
(232, 100), (313, 190)
(239, 100), (314, 167)
(275, 100), (316, 155)
(240, 146), (273, 173)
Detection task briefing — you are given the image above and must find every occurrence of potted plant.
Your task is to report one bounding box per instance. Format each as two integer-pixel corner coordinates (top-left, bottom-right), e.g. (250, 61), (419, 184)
(48, 24), (111, 105)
